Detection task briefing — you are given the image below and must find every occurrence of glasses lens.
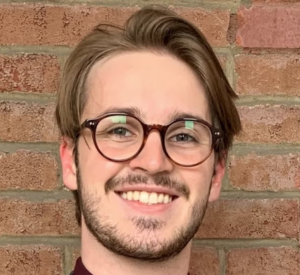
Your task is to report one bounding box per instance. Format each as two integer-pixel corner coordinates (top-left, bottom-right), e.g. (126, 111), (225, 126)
(95, 115), (143, 161)
(165, 120), (212, 166)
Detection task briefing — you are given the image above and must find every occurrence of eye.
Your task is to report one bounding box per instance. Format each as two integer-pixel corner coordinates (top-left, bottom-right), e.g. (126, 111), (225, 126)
(109, 127), (132, 137)
(170, 133), (196, 142)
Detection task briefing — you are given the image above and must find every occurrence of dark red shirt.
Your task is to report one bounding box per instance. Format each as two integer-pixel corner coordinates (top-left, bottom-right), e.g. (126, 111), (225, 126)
(71, 257), (190, 275)
(71, 258), (92, 275)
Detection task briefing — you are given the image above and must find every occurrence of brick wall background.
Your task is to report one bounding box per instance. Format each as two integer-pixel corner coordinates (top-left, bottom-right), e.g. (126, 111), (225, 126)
(0, 0), (299, 274)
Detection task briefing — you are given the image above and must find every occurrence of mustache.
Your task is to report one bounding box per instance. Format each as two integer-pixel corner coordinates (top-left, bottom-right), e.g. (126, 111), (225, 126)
(105, 174), (190, 199)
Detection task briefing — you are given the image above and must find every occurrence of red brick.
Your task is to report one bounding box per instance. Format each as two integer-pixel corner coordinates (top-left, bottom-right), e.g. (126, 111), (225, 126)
(172, 7), (230, 46)
(0, 245), (63, 275)
(229, 153), (300, 191)
(0, 54), (60, 94)
(197, 199), (299, 239)
(0, 101), (58, 142)
(235, 55), (300, 96)
(0, 4), (136, 46)
(0, 199), (79, 236)
(226, 247), (300, 275)
(189, 247), (219, 275)
(237, 105), (300, 143)
(237, 6), (300, 48)
(0, 4), (229, 47)
(0, 150), (58, 190)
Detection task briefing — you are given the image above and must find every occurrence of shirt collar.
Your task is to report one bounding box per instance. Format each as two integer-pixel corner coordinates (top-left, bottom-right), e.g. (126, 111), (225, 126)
(72, 257), (190, 275)
(72, 257), (92, 275)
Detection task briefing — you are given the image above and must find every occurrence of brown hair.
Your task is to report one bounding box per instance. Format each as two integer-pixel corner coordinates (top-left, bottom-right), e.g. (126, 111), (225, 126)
(55, 5), (242, 224)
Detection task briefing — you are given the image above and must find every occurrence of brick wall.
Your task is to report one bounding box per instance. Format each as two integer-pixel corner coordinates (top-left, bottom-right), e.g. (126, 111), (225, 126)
(0, 0), (299, 274)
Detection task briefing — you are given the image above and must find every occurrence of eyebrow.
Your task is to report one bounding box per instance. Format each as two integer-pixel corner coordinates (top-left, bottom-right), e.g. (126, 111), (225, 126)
(93, 107), (207, 123)
(168, 110), (207, 122)
(94, 107), (145, 119)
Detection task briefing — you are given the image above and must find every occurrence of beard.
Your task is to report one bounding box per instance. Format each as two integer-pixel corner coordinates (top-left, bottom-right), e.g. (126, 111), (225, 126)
(77, 169), (211, 262)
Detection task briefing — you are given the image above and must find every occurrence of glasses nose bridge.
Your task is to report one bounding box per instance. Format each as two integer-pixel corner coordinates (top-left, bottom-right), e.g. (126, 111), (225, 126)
(142, 123), (168, 147)
(145, 124), (165, 138)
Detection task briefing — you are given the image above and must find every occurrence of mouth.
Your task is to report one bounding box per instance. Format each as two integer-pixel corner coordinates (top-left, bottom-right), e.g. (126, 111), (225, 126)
(115, 190), (178, 205)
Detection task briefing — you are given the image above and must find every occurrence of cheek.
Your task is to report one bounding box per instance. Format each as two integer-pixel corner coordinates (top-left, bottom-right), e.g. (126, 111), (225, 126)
(179, 160), (215, 200)
(77, 139), (124, 189)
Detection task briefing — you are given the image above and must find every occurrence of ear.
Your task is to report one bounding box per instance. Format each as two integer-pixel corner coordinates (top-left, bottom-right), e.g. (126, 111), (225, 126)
(60, 137), (78, 190)
(208, 155), (226, 202)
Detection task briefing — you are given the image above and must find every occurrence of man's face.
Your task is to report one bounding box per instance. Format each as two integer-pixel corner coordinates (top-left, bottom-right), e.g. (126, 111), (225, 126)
(62, 51), (225, 261)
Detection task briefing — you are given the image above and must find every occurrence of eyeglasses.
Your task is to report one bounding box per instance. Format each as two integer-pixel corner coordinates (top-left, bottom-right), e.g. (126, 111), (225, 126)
(80, 113), (223, 167)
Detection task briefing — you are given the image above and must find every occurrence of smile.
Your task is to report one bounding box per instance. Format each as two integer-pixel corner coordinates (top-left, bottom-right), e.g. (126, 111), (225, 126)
(116, 191), (177, 205)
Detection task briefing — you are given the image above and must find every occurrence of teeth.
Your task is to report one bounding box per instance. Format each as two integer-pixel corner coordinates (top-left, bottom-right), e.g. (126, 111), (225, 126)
(158, 193), (164, 203)
(149, 193), (158, 204)
(163, 194), (169, 204)
(120, 191), (174, 205)
(139, 191), (149, 204)
(133, 191), (139, 201)
(127, 191), (133, 201)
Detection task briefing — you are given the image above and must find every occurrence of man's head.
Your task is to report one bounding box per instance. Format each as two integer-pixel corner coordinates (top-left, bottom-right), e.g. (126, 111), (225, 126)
(56, 6), (241, 262)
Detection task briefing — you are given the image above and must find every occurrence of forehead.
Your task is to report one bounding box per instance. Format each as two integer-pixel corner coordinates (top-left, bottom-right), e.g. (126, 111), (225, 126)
(84, 51), (210, 123)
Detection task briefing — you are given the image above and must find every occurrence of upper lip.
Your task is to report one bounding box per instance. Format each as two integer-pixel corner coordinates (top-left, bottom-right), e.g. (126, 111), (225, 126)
(114, 185), (180, 197)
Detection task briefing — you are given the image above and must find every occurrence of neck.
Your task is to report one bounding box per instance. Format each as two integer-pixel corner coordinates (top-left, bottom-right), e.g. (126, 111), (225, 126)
(81, 222), (191, 275)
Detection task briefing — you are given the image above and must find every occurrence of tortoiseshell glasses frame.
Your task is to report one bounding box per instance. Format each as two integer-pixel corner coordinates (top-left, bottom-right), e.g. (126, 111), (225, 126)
(79, 113), (223, 167)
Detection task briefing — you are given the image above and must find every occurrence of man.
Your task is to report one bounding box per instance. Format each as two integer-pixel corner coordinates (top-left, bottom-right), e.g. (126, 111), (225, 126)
(56, 5), (242, 275)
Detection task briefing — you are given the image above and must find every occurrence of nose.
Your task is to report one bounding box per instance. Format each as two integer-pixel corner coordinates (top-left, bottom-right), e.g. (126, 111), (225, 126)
(128, 130), (173, 175)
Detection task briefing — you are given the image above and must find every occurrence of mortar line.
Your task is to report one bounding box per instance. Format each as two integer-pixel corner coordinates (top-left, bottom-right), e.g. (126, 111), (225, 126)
(192, 238), (299, 248)
(0, 190), (74, 200)
(220, 190), (300, 199)
(0, 92), (57, 103)
(0, 236), (80, 245)
(0, 0), (241, 11)
(219, 249), (226, 275)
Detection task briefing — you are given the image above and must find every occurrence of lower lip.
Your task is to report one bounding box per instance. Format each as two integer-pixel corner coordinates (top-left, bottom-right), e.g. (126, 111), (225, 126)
(115, 192), (177, 214)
